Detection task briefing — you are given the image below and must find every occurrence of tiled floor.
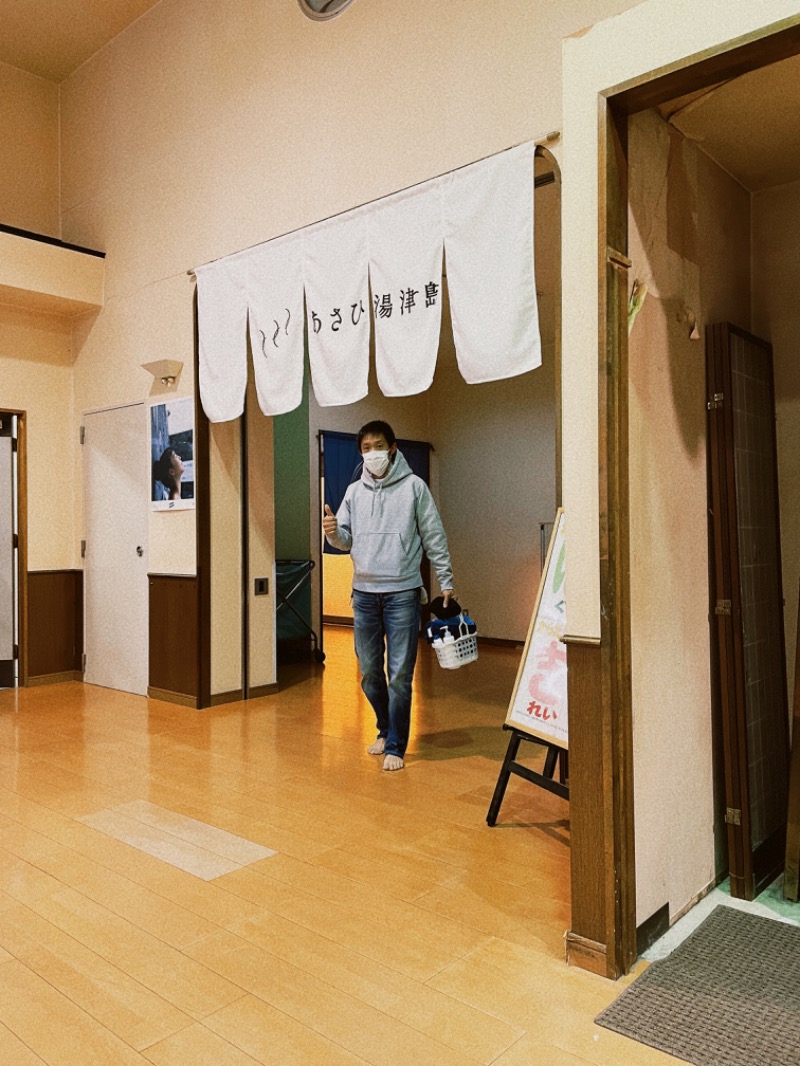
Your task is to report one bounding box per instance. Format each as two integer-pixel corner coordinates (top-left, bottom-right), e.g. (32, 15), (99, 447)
(0, 628), (681, 1064)
(643, 875), (800, 962)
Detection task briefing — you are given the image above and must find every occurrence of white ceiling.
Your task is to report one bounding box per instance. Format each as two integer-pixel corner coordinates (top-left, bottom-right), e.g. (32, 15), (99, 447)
(0, 3), (798, 191)
(660, 53), (800, 192)
(0, 0), (162, 83)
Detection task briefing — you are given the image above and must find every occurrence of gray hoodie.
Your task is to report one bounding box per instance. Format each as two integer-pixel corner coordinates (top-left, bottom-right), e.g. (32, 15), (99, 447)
(326, 450), (454, 594)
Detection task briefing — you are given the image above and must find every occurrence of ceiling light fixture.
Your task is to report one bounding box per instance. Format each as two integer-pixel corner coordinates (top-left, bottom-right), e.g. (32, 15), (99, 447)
(298, 0), (358, 21)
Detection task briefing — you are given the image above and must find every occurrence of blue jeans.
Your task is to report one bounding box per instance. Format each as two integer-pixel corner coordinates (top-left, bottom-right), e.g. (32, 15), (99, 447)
(352, 588), (421, 758)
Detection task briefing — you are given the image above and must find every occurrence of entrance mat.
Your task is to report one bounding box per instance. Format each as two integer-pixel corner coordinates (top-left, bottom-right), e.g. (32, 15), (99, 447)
(595, 906), (800, 1066)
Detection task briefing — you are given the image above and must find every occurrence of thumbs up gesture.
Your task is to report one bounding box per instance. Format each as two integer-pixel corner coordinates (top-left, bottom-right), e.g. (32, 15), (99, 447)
(322, 504), (338, 537)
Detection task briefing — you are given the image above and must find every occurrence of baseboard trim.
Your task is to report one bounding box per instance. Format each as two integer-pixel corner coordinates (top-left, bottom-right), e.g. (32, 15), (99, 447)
(248, 683), (279, 699)
(210, 689), (244, 707)
(636, 903), (670, 956)
(26, 670), (83, 687)
(477, 636), (525, 648)
(666, 876), (719, 927)
(565, 931), (608, 977)
(158, 685), (279, 708)
(324, 619), (523, 647)
(147, 686), (199, 709)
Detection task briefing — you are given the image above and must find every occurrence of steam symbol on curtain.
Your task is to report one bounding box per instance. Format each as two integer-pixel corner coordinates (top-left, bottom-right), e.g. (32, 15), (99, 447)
(260, 309), (291, 354)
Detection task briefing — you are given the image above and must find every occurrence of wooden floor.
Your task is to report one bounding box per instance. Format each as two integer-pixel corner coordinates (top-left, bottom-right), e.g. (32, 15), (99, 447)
(0, 628), (679, 1065)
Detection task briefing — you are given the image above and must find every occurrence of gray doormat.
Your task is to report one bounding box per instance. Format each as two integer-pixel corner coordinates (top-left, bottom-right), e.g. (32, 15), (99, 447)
(596, 906), (800, 1066)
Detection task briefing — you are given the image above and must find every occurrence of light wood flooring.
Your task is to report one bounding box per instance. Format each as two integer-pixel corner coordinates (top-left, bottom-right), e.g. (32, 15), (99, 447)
(0, 627), (680, 1065)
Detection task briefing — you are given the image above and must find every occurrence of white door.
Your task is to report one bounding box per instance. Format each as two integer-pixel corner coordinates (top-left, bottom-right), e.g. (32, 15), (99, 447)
(83, 404), (148, 695)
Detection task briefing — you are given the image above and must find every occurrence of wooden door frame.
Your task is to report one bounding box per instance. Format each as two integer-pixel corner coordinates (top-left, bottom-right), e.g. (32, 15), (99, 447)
(0, 409), (27, 687)
(534, 145), (562, 509)
(576, 20), (800, 979)
(194, 289), (212, 709)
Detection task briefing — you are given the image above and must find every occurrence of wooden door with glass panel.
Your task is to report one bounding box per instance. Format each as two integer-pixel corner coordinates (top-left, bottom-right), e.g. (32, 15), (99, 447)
(707, 322), (790, 900)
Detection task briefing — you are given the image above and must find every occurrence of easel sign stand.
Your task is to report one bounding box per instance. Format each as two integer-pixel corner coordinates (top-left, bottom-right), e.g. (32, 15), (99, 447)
(487, 509), (568, 826)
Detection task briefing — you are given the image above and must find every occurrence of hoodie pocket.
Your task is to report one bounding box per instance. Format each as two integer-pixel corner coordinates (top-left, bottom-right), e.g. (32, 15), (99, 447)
(351, 532), (406, 581)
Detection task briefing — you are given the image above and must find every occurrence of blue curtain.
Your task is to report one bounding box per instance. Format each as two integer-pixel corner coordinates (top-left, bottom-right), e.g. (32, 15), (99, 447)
(321, 431), (431, 555)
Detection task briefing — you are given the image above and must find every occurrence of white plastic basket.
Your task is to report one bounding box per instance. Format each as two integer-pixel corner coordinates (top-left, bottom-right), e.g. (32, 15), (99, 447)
(432, 617), (478, 670)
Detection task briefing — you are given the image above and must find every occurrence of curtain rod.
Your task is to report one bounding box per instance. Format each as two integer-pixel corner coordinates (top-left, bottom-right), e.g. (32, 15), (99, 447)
(187, 134), (560, 278)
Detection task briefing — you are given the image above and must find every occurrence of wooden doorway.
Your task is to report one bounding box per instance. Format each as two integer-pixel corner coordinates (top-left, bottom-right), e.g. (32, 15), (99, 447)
(707, 323), (790, 898)
(592, 21), (800, 977)
(0, 411), (25, 688)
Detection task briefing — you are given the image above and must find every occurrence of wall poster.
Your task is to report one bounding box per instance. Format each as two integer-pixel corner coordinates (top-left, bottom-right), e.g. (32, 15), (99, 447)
(505, 508), (567, 748)
(150, 396), (195, 510)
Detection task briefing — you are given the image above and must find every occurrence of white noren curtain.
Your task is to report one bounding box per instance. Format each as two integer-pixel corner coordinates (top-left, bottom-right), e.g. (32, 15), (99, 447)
(443, 141), (540, 384)
(367, 181), (444, 397)
(246, 235), (305, 417)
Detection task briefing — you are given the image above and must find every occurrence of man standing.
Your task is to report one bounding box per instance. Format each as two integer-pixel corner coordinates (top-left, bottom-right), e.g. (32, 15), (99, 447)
(323, 420), (455, 771)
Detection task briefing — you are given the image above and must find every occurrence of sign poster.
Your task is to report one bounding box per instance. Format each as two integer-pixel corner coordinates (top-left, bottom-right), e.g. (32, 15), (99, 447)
(505, 509), (567, 748)
(150, 396), (195, 511)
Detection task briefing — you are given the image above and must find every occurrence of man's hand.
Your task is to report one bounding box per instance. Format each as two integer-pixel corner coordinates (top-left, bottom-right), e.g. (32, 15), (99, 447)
(323, 504), (338, 537)
(442, 588), (456, 608)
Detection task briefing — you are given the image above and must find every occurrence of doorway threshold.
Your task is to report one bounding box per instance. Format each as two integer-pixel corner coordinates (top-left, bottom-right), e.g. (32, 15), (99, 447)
(643, 875), (800, 962)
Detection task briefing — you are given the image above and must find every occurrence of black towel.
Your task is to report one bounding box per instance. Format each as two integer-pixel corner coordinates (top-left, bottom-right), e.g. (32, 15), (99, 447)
(429, 595), (462, 620)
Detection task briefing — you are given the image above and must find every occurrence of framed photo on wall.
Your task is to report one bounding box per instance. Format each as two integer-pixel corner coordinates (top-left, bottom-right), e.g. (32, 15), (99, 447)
(150, 396), (195, 510)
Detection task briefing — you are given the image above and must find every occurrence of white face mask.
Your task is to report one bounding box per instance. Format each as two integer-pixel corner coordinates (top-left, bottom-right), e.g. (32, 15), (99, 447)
(363, 450), (391, 477)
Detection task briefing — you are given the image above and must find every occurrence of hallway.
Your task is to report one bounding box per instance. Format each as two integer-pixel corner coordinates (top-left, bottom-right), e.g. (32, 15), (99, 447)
(0, 630), (675, 1064)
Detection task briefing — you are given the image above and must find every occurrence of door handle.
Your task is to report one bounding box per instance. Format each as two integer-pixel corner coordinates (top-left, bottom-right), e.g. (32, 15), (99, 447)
(136, 546), (144, 557)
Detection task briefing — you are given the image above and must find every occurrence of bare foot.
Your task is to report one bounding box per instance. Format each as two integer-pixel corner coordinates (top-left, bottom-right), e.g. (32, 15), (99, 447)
(383, 754), (404, 771)
(367, 738), (386, 755)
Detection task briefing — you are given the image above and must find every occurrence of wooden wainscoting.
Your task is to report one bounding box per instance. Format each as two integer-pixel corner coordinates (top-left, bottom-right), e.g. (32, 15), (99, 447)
(148, 574), (199, 707)
(563, 636), (609, 977)
(26, 570), (83, 685)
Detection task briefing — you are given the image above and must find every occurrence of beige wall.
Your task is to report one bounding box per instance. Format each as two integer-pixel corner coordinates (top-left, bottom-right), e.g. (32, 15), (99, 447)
(628, 110), (751, 925)
(4, 0), (645, 688)
(0, 61), (59, 237)
(54, 0), (644, 683)
(0, 306), (75, 571)
(0, 63), (73, 574)
(562, 0), (800, 641)
(0, 231), (104, 315)
(752, 179), (800, 707)
(70, 272), (195, 577)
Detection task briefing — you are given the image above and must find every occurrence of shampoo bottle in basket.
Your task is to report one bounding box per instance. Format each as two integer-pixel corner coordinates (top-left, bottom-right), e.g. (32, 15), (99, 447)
(443, 630), (455, 644)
